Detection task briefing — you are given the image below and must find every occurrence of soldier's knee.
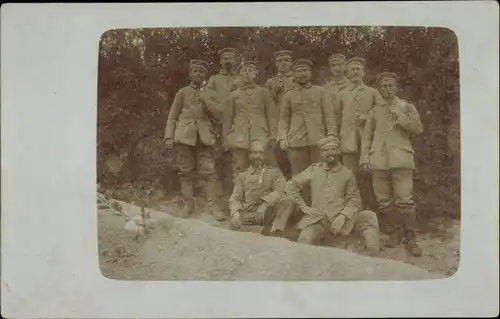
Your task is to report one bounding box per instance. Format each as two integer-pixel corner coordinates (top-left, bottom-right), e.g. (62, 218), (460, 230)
(297, 232), (315, 244)
(297, 225), (322, 245)
(277, 195), (295, 207)
(358, 210), (379, 229)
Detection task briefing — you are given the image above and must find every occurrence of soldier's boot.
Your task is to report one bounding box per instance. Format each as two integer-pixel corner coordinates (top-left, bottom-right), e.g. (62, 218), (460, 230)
(404, 231), (423, 257)
(179, 178), (195, 219)
(204, 178), (226, 221)
(384, 209), (404, 248)
(399, 207), (423, 257)
(361, 227), (381, 253)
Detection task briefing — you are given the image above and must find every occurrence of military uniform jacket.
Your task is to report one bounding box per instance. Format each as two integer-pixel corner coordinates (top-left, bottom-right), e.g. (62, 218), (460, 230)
(277, 84), (337, 148)
(286, 163), (362, 234)
(225, 84), (277, 150)
(264, 72), (296, 107)
(165, 83), (217, 147)
(360, 97), (423, 170)
(202, 71), (239, 145)
(229, 165), (287, 215)
(333, 83), (385, 153)
(324, 78), (349, 128)
(324, 78), (349, 103)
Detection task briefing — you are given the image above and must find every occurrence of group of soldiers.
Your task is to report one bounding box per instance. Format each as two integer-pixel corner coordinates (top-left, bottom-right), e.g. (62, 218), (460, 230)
(164, 47), (424, 257)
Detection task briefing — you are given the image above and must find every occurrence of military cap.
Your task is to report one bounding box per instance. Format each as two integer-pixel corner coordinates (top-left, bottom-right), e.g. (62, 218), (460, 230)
(189, 59), (210, 72)
(346, 57), (366, 68)
(317, 136), (340, 150)
(377, 72), (399, 83)
(273, 50), (293, 59)
(328, 53), (347, 64)
(250, 139), (268, 151)
(218, 47), (238, 57)
(238, 61), (258, 72)
(292, 59), (313, 70)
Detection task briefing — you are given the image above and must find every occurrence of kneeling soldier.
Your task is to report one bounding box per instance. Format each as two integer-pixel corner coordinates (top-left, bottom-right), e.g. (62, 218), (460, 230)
(229, 140), (295, 236)
(286, 136), (380, 253)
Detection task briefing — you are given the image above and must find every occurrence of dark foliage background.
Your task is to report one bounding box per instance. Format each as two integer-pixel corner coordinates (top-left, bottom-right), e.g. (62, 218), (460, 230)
(97, 27), (460, 220)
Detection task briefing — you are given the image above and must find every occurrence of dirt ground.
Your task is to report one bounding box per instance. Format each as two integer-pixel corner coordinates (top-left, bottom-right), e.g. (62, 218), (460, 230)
(98, 190), (460, 280)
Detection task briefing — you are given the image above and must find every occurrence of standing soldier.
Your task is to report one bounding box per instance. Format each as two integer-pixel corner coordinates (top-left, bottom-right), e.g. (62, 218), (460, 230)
(360, 72), (423, 256)
(202, 48), (240, 206)
(277, 59), (337, 177)
(323, 53), (349, 130)
(225, 61), (277, 178)
(164, 59), (226, 221)
(265, 49), (296, 178)
(333, 57), (385, 177)
(286, 136), (380, 254)
(265, 50), (296, 107)
(229, 140), (295, 237)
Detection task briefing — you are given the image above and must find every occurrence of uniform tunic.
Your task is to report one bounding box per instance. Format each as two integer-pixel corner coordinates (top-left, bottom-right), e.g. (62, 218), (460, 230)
(286, 163), (361, 235)
(265, 71), (296, 108)
(225, 84), (277, 150)
(229, 165), (294, 232)
(360, 96), (423, 212)
(278, 84), (337, 148)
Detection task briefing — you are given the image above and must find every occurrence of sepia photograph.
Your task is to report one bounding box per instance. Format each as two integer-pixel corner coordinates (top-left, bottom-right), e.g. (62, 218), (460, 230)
(97, 26), (460, 281)
(2, 2), (498, 318)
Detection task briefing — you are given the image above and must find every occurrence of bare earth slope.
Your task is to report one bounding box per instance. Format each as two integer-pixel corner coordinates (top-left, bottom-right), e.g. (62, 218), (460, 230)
(98, 201), (446, 281)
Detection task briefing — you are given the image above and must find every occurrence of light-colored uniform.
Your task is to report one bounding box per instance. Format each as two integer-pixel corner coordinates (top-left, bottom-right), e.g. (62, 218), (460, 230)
(360, 95), (423, 235)
(225, 83), (278, 177)
(165, 61), (223, 218)
(229, 165), (294, 233)
(278, 83), (337, 175)
(285, 137), (380, 251)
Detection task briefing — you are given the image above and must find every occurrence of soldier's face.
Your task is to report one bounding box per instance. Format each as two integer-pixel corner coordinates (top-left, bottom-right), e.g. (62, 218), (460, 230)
(249, 145), (266, 165)
(321, 147), (340, 165)
(239, 66), (256, 84)
(220, 54), (236, 70)
(347, 64), (365, 81)
(276, 56), (292, 73)
(190, 67), (207, 84)
(379, 79), (398, 99)
(293, 66), (312, 84)
(330, 61), (346, 77)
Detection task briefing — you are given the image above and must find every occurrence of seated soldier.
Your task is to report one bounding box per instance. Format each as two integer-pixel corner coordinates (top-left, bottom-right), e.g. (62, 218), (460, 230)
(229, 140), (295, 237)
(286, 136), (381, 253)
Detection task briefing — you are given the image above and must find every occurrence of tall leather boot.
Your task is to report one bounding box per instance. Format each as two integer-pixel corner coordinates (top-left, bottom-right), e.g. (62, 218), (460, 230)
(399, 206), (422, 257)
(204, 178), (226, 221)
(384, 208), (404, 248)
(377, 207), (392, 235)
(179, 175), (195, 219)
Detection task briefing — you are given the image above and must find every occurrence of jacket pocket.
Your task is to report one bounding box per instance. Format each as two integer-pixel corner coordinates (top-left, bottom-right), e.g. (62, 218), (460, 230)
(399, 144), (415, 154)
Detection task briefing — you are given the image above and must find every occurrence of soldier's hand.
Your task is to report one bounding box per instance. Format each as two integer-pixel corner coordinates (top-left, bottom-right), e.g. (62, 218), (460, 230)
(164, 138), (174, 149)
(355, 113), (367, 126)
(331, 214), (347, 235)
(240, 215), (258, 226)
(302, 206), (318, 216)
(360, 163), (371, 172)
(279, 138), (289, 151)
(267, 138), (276, 147)
(231, 212), (242, 228)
